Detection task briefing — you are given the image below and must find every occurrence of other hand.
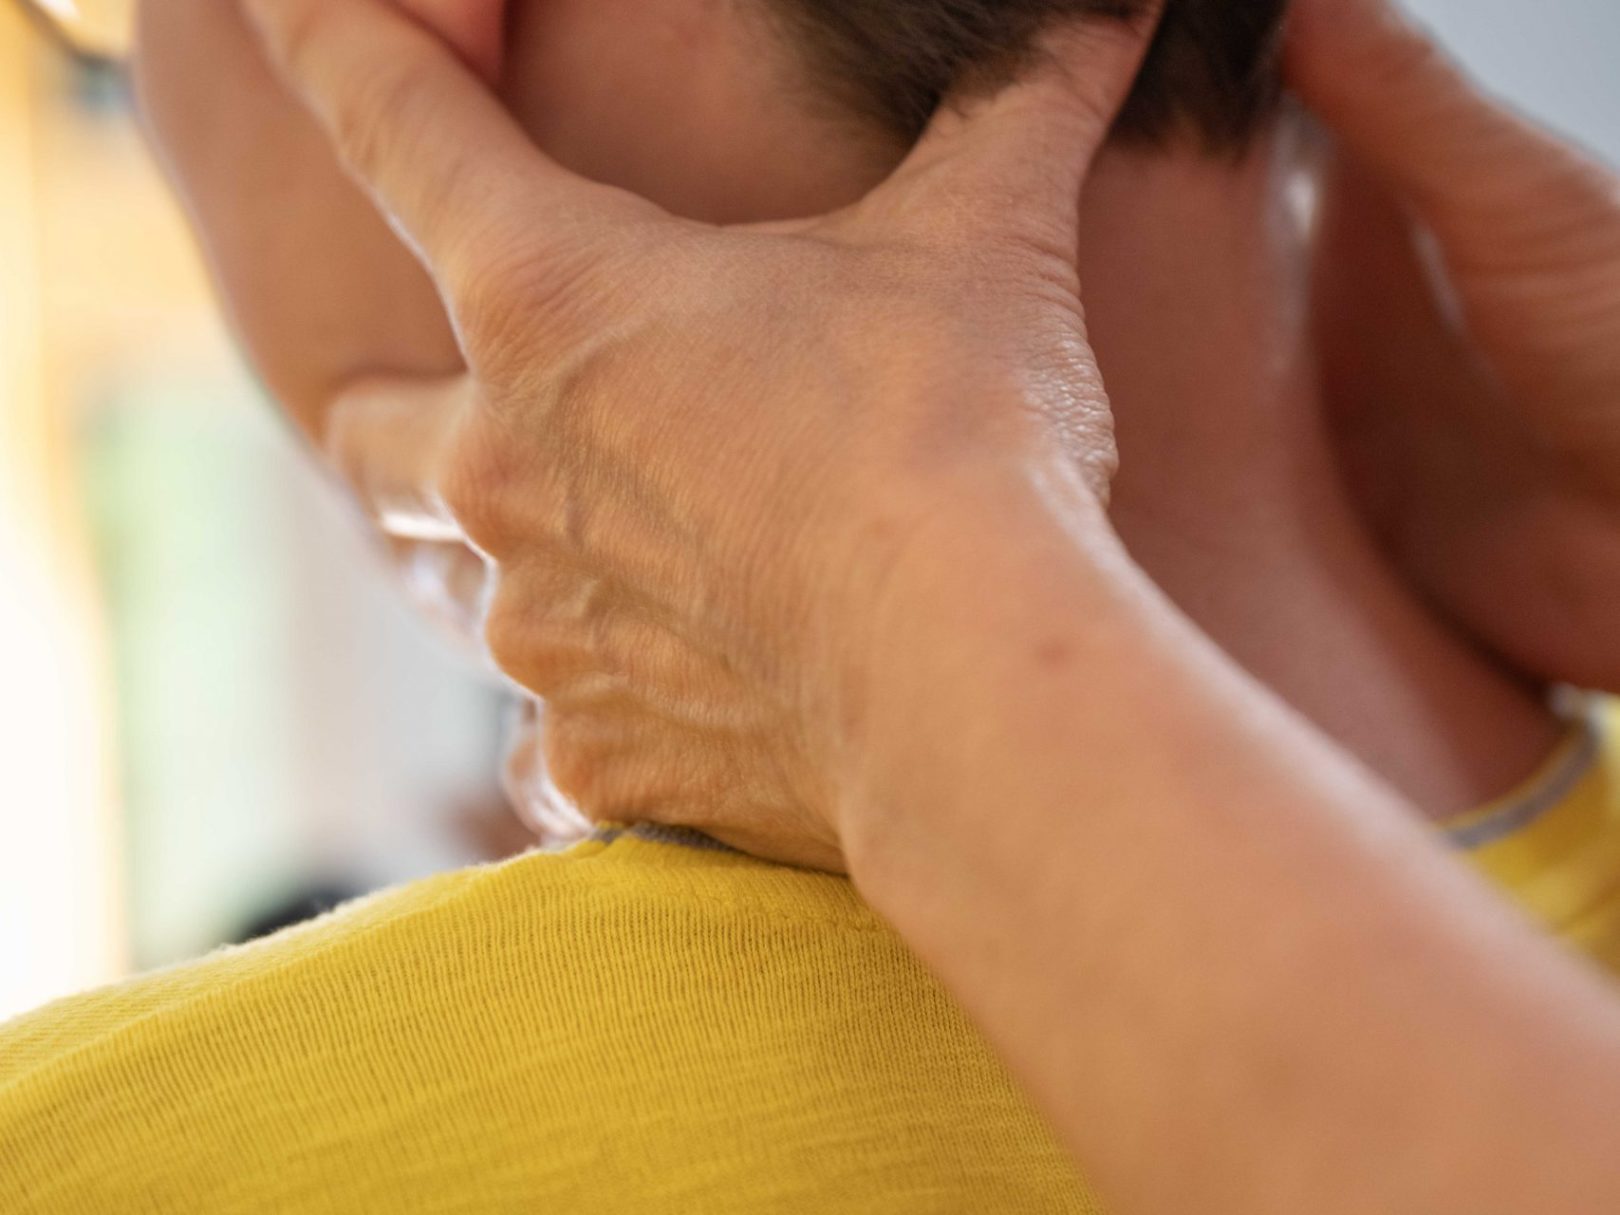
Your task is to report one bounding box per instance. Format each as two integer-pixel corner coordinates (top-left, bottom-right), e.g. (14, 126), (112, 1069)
(1290, 0), (1620, 691)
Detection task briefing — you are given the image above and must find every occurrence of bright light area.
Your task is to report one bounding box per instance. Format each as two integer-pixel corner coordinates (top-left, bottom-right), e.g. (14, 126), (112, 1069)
(0, 10), (119, 1020)
(0, 533), (119, 1020)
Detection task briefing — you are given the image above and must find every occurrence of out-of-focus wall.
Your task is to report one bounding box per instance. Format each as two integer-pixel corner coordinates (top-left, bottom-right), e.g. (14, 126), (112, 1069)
(0, 2), (124, 1022)
(0, 13), (507, 1022)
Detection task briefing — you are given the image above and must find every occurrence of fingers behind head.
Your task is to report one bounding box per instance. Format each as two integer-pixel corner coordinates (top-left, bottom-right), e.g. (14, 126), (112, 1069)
(883, 3), (1165, 248)
(242, 0), (649, 307)
(1286, 0), (1606, 227)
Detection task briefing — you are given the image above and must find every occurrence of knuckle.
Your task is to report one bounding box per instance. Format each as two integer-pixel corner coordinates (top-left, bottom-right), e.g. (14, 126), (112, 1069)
(454, 259), (544, 373)
(1435, 143), (1620, 259)
(440, 422), (519, 553)
(327, 62), (422, 187)
(451, 234), (660, 378)
(1050, 77), (1118, 149)
(482, 581), (539, 680)
(483, 578), (586, 699)
(540, 713), (604, 810)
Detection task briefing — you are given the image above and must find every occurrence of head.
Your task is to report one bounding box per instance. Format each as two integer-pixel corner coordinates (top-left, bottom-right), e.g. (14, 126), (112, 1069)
(763, 0), (1289, 151)
(481, 0), (1310, 520)
(478, 0), (1290, 222)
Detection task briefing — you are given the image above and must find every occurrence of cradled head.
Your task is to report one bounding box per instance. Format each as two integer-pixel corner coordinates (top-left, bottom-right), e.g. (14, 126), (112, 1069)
(426, 0), (1290, 156)
(762, 0), (1291, 151)
(486, 0), (1293, 225)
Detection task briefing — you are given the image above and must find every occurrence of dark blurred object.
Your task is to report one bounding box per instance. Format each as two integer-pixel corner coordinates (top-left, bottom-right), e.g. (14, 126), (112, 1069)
(232, 882), (368, 945)
(454, 792), (544, 863)
(229, 787), (538, 950)
(230, 788), (542, 948)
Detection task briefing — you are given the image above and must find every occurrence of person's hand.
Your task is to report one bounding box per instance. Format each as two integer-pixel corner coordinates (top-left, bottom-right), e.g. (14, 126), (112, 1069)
(1289, 0), (1620, 692)
(243, 0), (1161, 870)
(392, 0), (506, 82)
(138, 0), (555, 850)
(133, 0), (508, 667)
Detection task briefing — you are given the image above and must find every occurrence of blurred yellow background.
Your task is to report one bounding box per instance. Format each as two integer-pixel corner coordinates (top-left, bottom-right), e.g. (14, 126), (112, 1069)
(0, 1), (508, 1021)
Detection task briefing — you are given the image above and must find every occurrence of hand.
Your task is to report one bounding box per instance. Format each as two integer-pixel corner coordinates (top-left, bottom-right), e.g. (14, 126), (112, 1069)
(244, 0), (1160, 870)
(499, 697), (593, 847)
(392, 0), (506, 82)
(1288, 0), (1620, 691)
(134, 0), (503, 656)
(136, 0), (547, 839)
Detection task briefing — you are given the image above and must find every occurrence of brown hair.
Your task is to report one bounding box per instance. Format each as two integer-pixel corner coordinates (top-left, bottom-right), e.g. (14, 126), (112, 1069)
(764, 0), (1289, 150)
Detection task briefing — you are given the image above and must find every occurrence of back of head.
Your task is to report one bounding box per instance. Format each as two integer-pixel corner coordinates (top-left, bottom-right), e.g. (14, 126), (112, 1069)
(763, 0), (1290, 151)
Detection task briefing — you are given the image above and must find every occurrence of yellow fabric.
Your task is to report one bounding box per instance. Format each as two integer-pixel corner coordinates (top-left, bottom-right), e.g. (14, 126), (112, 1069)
(1448, 702), (1620, 977)
(0, 831), (1093, 1213)
(5, 708), (1620, 1213)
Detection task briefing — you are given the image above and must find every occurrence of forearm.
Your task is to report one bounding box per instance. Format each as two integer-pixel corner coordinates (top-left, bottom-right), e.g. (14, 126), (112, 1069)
(132, 0), (462, 436)
(842, 462), (1620, 1215)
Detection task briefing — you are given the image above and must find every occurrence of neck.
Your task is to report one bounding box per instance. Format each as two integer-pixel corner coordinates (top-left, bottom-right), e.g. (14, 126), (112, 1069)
(1080, 125), (1559, 818)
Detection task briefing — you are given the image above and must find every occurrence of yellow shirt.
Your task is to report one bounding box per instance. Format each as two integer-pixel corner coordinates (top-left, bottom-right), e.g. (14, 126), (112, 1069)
(4, 710), (1619, 1214)
(1445, 703), (1620, 976)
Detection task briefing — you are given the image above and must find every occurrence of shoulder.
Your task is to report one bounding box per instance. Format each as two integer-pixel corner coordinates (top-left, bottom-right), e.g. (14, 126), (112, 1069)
(2, 830), (896, 1069)
(1, 833), (1052, 1214)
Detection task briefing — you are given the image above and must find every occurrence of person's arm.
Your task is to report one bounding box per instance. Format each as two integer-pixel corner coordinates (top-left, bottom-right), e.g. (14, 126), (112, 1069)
(236, 1), (1620, 1210)
(844, 467), (1620, 1215)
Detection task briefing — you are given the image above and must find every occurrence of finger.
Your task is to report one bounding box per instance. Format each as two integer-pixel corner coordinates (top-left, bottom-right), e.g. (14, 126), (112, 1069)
(394, 0), (508, 85)
(879, 4), (1165, 248)
(1286, 0), (1616, 239)
(501, 698), (592, 846)
(327, 374), (474, 543)
(387, 537), (494, 654)
(241, 0), (652, 299)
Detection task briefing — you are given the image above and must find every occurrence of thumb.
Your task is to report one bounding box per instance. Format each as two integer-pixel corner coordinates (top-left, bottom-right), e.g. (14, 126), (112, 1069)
(1286, 0), (1616, 244)
(393, 0), (509, 83)
(874, 6), (1163, 254)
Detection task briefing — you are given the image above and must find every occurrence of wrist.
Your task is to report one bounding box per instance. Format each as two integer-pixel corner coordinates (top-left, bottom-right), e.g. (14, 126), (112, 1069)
(807, 453), (1134, 865)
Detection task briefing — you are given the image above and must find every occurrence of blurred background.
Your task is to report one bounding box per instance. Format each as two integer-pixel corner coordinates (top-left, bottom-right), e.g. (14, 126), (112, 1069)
(0, 0), (518, 1021)
(2, 0), (1618, 1021)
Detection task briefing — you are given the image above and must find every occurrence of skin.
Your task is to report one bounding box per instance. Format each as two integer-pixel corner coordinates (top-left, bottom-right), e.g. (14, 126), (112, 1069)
(142, 0), (1620, 1209)
(1294, 0), (1620, 691)
(134, 0), (871, 431)
(139, 0), (1565, 840)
